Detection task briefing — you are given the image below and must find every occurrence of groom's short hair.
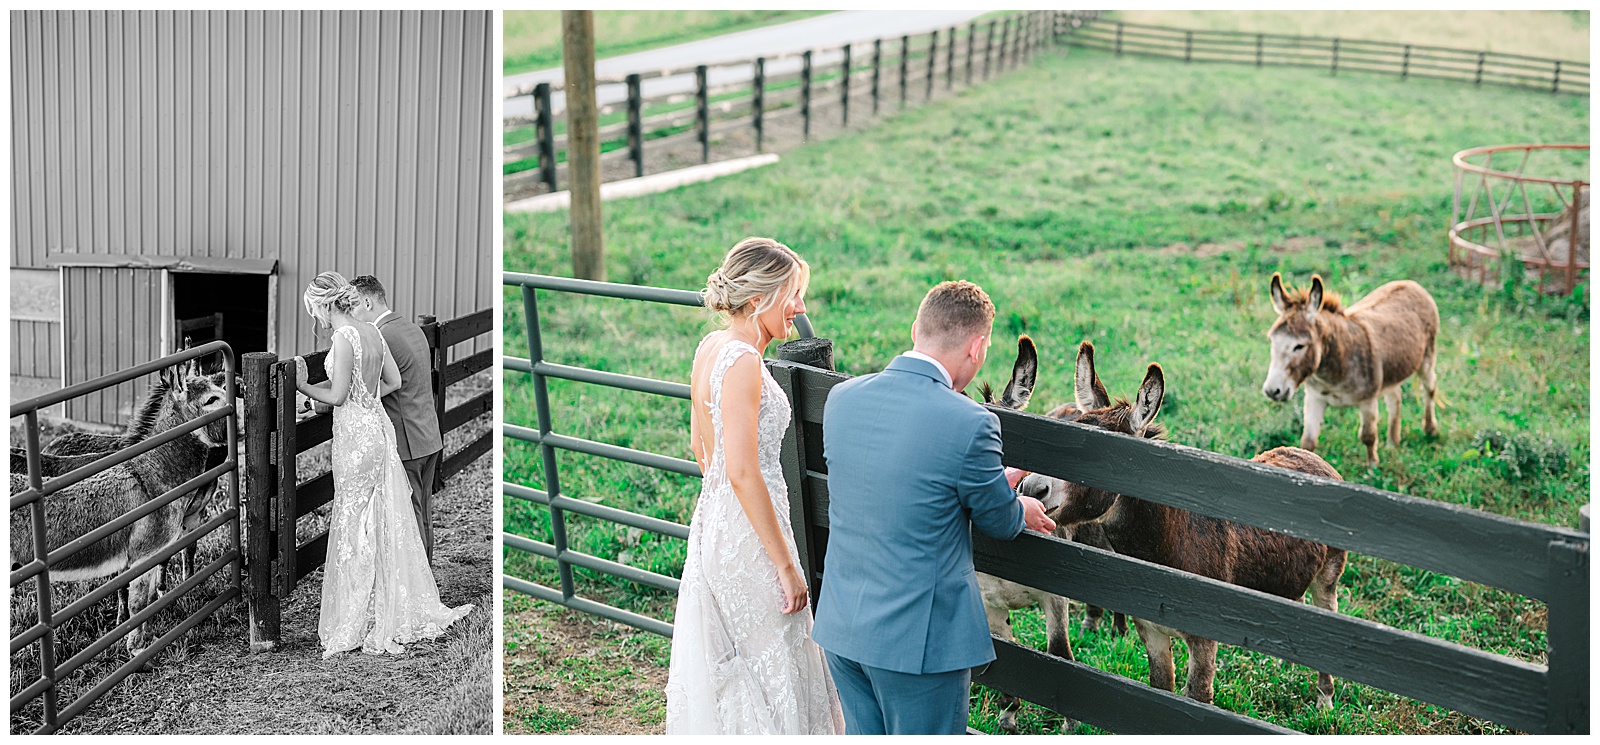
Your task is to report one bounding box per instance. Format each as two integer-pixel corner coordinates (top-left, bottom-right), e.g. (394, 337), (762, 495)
(916, 280), (995, 350)
(351, 275), (387, 304)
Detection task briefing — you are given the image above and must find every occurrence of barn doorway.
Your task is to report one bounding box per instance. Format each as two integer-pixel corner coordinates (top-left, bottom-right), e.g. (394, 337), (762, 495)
(172, 272), (272, 372)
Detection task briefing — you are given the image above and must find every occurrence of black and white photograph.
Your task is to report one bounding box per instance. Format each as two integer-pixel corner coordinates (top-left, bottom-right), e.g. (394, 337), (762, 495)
(9, 10), (494, 734)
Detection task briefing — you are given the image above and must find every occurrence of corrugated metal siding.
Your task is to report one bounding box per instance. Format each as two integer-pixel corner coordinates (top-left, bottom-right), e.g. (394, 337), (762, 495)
(61, 267), (163, 423)
(11, 10), (492, 401)
(9, 320), (62, 379)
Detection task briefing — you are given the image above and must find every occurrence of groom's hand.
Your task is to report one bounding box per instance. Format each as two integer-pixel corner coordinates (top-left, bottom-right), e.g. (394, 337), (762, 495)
(1005, 467), (1030, 491)
(1019, 496), (1056, 534)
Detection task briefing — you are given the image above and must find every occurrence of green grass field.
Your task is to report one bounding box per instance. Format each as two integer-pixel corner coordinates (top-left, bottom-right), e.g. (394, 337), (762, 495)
(504, 10), (832, 76)
(502, 45), (1588, 734)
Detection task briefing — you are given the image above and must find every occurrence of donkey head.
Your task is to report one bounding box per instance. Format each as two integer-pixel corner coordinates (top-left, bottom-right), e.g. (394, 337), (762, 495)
(977, 335), (1038, 411)
(1263, 273), (1336, 401)
(158, 364), (230, 447)
(1022, 342), (1166, 525)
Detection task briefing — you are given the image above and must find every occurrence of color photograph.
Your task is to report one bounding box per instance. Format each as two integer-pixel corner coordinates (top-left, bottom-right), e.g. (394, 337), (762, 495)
(501, 9), (1589, 736)
(10, 10), (494, 734)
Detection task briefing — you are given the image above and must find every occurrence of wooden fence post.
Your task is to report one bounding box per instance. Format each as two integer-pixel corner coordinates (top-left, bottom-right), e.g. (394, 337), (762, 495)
(872, 39), (882, 114)
(801, 50), (813, 140)
(946, 26), (956, 89)
(562, 10), (604, 282)
(1185, 31), (1193, 63)
(1552, 60), (1562, 94)
(420, 314), (445, 434)
(753, 57), (766, 153)
(272, 362), (298, 597)
(999, 19), (1010, 70)
(1544, 538), (1590, 733)
(1402, 45), (1411, 79)
(899, 35), (909, 108)
(1475, 51), (1485, 86)
(966, 22), (976, 84)
(242, 351), (279, 652)
(841, 44), (852, 126)
(926, 30), (937, 100)
(534, 82), (556, 193)
(695, 65), (709, 163)
(1256, 34), (1264, 67)
(625, 73), (643, 178)
(1115, 22), (1123, 57)
(1331, 38), (1340, 76)
(986, 21), (996, 78)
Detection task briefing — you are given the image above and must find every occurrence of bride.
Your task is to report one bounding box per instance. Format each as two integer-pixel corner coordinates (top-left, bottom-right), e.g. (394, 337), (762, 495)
(664, 238), (844, 734)
(296, 271), (472, 658)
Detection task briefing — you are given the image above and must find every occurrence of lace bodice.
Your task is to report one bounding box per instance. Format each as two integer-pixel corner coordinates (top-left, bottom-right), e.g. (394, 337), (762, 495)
(664, 335), (842, 734)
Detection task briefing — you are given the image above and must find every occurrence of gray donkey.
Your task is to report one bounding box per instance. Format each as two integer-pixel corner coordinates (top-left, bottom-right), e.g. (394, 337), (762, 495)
(10, 363), (231, 655)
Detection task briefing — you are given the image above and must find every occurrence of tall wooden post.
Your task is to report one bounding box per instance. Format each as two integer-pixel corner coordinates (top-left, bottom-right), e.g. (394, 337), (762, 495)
(243, 351), (279, 652)
(625, 73), (643, 178)
(871, 39), (882, 114)
(840, 44), (852, 126)
(563, 10), (604, 281)
(801, 50), (813, 140)
(753, 57), (766, 153)
(695, 65), (710, 163)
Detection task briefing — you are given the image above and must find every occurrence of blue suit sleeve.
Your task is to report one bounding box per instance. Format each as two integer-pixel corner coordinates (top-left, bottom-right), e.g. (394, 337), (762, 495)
(958, 409), (1024, 540)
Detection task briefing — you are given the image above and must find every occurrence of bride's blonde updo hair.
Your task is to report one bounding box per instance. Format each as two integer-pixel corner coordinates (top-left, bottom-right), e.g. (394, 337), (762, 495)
(704, 237), (809, 322)
(302, 271), (363, 324)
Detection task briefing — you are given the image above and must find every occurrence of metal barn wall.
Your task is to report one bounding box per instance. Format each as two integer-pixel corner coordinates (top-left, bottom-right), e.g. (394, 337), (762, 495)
(60, 267), (164, 423)
(10, 10), (492, 422)
(9, 319), (61, 379)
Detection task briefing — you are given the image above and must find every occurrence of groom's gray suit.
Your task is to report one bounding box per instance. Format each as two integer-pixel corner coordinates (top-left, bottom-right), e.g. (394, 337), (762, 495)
(375, 310), (444, 561)
(811, 354), (1024, 735)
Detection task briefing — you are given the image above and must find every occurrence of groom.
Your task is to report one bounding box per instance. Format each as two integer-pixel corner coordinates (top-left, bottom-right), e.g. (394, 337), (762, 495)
(350, 274), (445, 562)
(811, 280), (1055, 735)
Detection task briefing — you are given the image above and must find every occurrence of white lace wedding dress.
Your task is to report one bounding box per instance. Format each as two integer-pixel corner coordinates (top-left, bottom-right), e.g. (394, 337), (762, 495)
(319, 324), (473, 658)
(664, 338), (844, 734)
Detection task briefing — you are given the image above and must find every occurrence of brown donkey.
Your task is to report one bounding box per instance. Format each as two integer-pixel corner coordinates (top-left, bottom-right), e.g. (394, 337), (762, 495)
(1262, 273), (1439, 466)
(973, 336), (1120, 733)
(1023, 342), (1347, 709)
(10, 363), (230, 655)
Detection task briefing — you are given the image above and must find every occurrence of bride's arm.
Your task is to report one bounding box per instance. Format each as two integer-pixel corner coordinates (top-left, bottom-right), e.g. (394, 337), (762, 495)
(298, 334), (354, 406)
(720, 354), (808, 614)
(377, 342), (402, 398)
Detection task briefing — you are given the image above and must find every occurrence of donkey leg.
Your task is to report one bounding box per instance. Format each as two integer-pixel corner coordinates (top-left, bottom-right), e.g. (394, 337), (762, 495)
(1419, 346), (1440, 438)
(1358, 398), (1380, 466)
(1043, 594), (1073, 661)
(1384, 387), (1404, 446)
(1181, 635), (1219, 705)
(1300, 390), (1328, 452)
(985, 602), (1024, 735)
(1133, 618), (1176, 693)
(1308, 550), (1347, 709)
(125, 568), (162, 659)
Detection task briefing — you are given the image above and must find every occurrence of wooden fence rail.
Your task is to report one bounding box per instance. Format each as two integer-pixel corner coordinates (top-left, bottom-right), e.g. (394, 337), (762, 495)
(241, 308), (492, 650)
(503, 10), (1070, 196)
(1067, 16), (1589, 96)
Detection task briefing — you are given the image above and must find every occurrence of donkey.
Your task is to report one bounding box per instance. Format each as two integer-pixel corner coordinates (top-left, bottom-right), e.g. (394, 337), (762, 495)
(9, 363), (231, 656)
(1021, 342), (1347, 708)
(1262, 273), (1440, 466)
(972, 336), (1119, 733)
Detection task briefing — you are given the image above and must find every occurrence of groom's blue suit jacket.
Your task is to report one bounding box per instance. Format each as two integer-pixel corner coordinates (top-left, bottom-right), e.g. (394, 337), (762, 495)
(811, 355), (1024, 675)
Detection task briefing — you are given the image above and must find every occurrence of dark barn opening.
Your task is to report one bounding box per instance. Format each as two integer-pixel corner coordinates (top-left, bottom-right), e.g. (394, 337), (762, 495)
(173, 272), (271, 371)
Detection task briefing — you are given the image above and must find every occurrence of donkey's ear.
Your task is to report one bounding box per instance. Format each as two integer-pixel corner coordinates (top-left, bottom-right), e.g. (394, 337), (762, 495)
(1305, 275), (1325, 320)
(1130, 363), (1165, 433)
(998, 335), (1037, 410)
(1074, 342), (1111, 410)
(1270, 273), (1288, 314)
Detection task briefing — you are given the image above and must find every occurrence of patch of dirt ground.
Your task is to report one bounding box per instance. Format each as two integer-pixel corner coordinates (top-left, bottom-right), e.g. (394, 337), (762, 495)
(502, 598), (671, 735)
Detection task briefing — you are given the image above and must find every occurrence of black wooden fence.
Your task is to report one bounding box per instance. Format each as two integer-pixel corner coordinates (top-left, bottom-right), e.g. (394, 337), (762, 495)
(502, 276), (1589, 734)
(9, 341), (242, 734)
(1066, 16), (1590, 96)
(503, 10), (1075, 197)
(241, 309), (492, 650)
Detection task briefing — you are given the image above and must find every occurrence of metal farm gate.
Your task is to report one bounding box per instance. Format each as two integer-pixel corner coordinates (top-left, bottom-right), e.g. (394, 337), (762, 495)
(9, 341), (242, 734)
(502, 274), (1590, 734)
(240, 309), (492, 650)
